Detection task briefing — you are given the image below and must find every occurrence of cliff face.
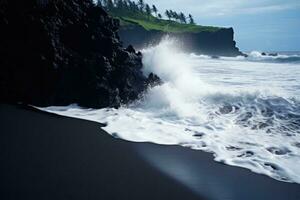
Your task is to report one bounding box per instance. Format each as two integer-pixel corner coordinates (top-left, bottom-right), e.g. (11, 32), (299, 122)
(0, 0), (159, 108)
(119, 24), (243, 57)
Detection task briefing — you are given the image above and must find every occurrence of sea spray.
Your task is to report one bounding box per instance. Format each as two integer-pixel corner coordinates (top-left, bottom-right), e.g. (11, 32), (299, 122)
(40, 38), (300, 184)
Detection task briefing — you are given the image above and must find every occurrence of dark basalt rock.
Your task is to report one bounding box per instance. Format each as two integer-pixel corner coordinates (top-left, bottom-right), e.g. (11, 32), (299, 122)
(0, 0), (159, 108)
(146, 73), (162, 87)
(269, 53), (278, 57)
(261, 52), (278, 57)
(119, 25), (244, 57)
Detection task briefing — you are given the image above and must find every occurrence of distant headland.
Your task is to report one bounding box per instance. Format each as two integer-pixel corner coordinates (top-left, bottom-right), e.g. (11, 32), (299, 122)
(99, 0), (243, 56)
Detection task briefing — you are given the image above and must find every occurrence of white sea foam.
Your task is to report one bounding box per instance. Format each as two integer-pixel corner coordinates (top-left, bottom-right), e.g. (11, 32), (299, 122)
(40, 38), (300, 184)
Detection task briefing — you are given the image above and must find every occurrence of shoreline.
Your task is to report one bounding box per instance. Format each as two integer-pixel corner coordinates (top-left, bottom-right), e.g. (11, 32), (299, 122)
(1, 104), (300, 200)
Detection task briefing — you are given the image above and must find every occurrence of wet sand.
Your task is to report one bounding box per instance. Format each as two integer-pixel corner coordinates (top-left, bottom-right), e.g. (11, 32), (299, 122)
(1, 104), (299, 200)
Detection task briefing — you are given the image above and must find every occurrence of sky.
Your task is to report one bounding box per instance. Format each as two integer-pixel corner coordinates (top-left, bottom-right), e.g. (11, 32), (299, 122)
(136, 0), (300, 51)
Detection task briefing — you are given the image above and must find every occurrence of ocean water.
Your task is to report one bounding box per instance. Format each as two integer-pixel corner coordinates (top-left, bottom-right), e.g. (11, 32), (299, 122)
(40, 38), (300, 184)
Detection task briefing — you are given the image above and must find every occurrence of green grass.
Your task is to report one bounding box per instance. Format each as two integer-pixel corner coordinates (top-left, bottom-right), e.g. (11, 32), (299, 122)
(110, 11), (222, 33)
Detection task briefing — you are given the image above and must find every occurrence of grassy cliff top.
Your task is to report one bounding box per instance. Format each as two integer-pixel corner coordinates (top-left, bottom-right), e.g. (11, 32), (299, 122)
(111, 11), (222, 33)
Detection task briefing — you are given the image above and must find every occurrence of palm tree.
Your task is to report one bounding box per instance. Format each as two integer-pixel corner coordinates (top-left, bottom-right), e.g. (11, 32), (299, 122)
(129, 1), (138, 12)
(145, 4), (151, 16)
(152, 5), (158, 16)
(138, 0), (145, 12)
(169, 10), (174, 20)
(179, 12), (186, 23)
(165, 10), (171, 20)
(188, 14), (195, 24)
(171, 11), (179, 22)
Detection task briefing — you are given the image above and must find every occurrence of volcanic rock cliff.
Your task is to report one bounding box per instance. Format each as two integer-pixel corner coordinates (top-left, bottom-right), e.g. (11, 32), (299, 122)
(0, 0), (159, 108)
(119, 24), (243, 57)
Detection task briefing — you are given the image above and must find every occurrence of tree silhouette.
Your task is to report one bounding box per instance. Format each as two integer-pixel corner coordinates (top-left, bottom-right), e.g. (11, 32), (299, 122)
(138, 0), (145, 12)
(129, 1), (138, 11)
(188, 14), (195, 24)
(179, 12), (186, 23)
(170, 10), (179, 22)
(145, 4), (151, 16)
(152, 5), (158, 16)
(165, 10), (171, 20)
(169, 10), (173, 20)
(98, 0), (197, 25)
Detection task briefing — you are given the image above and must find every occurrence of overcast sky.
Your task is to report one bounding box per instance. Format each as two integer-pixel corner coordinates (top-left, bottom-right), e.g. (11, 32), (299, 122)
(135, 0), (300, 51)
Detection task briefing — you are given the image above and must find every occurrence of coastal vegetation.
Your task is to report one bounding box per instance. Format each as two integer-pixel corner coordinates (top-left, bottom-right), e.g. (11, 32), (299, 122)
(96, 0), (221, 33)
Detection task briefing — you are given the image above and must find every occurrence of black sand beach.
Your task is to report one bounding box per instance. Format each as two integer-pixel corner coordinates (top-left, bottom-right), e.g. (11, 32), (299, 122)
(1, 104), (300, 200)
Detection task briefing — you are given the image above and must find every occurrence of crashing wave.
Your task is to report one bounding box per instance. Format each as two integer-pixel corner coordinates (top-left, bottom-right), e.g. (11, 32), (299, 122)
(39, 38), (300, 184)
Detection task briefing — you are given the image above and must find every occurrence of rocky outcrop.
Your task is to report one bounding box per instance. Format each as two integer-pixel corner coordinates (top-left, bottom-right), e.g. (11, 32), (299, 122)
(0, 0), (159, 108)
(119, 24), (243, 57)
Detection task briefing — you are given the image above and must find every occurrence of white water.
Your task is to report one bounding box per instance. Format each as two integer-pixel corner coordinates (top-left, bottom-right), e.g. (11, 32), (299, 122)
(40, 38), (300, 184)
